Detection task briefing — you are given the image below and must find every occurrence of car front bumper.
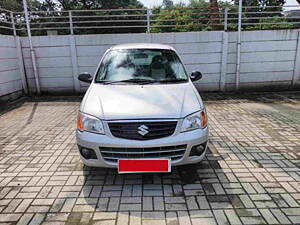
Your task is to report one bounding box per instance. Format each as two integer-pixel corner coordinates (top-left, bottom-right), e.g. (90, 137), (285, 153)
(76, 125), (209, 169)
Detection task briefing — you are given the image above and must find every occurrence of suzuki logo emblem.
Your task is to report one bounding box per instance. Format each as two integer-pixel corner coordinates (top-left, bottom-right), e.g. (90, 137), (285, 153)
(137, 125), (149, 136)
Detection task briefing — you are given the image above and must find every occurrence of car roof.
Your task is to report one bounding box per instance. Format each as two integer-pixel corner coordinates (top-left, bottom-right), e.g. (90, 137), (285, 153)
(110, 43), (175, 51)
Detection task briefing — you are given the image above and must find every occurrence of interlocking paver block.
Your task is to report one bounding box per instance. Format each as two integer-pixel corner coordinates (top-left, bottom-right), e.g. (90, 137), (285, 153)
(94, 212), (117, 220)
(117, 211), (129, 225)
(224, 209), (242, 225)
(0, 92), (300, 224)
(17, 213), (34, 225)
(213, 210), (229, 225)
(142, 197), (153, 211)
(130, 211), (142, 225)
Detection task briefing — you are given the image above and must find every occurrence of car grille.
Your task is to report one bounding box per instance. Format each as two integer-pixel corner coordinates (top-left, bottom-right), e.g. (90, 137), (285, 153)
(100, 145), (186, 163)
(108, 121), (177, 140)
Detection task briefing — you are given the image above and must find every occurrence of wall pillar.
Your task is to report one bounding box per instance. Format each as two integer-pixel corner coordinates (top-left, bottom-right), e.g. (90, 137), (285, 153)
(69, 35), (81, 93)
(292, 29), (300, 87)
(15, 36), (28, 94)
(220, 31), (228, 92)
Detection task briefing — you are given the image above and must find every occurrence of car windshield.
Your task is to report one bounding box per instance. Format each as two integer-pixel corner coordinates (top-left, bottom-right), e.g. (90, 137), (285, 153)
(95, 49), (188, 83)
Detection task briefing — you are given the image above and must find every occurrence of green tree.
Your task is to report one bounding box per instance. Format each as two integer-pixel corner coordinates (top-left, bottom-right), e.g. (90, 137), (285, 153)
(65, 0), (145, 34)
(245, 16), (294, 30)
(55, 0), (143, 10)
(163, 0), (174, 9)
(209, 0), (221, 30)
(151, 0), (224, 33)
(233, 0), (287, 29)
(0, 0), (46, 11)
(0, 0), (46, 35)
(233, 0), (285, 8)
(151, 5), (199, 33)
(0, 0), (145, 35)
(0, 0), (144, 11)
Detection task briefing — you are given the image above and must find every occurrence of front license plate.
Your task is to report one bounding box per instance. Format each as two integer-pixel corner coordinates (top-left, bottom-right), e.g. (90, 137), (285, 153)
(118, 159), (171, 174)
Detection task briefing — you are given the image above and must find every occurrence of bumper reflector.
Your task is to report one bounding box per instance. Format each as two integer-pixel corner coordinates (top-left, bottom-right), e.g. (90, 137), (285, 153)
(78, 145), (97, 159)
(189, 142), (207, 156)
(118, 159), (171, 173)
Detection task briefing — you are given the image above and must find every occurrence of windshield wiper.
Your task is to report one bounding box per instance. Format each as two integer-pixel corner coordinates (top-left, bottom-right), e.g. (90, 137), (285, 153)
(157, 79), (188, 83)
(100, 78), (156, 85)
(97, 78), (188, 85)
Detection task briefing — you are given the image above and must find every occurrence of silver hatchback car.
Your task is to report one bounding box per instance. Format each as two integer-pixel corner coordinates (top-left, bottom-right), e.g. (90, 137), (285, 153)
(76, 43), (208, 173)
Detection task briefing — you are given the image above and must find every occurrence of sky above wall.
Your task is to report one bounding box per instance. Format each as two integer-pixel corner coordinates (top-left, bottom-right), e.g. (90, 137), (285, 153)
(140, 0), (299, 8)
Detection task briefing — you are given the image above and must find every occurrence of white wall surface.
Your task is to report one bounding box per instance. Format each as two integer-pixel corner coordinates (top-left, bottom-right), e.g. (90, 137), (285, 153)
(21, 36), (74, 93)
(0, 35), (23, 97)
(16, 29), (300, 93)
(73, 31), (223, 92)
(226, 30), (299, 90)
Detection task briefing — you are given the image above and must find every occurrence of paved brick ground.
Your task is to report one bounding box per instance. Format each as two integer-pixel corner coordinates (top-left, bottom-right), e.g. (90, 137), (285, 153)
(0, 92), (299, 225)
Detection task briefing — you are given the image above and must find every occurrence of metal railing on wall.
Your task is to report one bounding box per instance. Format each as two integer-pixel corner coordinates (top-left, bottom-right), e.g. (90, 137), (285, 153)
(0, 3), (300, 94)
(1, 5), (300, 36)
(0, 8), (16, 35)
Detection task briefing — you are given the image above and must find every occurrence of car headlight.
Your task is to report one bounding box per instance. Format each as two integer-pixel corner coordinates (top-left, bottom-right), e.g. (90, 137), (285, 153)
(77, 112), (105, 134)
(181, 110), (208, 132)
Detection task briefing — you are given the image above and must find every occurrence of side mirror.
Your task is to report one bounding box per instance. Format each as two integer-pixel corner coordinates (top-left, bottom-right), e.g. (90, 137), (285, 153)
(190, 71), (202, 82)
(78, 73), (92, 83)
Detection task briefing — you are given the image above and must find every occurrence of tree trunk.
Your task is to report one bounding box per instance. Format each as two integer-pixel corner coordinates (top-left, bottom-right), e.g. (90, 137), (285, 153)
(209, 0), (221, 30)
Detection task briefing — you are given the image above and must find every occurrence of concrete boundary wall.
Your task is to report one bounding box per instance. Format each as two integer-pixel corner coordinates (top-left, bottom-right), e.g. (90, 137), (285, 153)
(1, 29), (300, 96)
(72, 31), (224, 92)
(227, 30), (300, 91)
(0, 35), (26, 100)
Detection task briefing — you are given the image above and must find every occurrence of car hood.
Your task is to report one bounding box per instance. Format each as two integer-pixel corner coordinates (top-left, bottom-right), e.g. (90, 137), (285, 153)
(81, 82), (203, 120)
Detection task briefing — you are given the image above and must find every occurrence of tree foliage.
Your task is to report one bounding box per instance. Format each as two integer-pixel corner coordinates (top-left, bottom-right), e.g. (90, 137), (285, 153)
(0, 0), (144, 11)
(0, 0), (145, 35)
(151, 0), (225, 33)
(232, 0), (289, 30)
(0, 0), (46, 11)
(0, 0), (298, 35)
(151, 0), (296, 33)
(163, 0), (174, 9)
(56, 0), (143, 10)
